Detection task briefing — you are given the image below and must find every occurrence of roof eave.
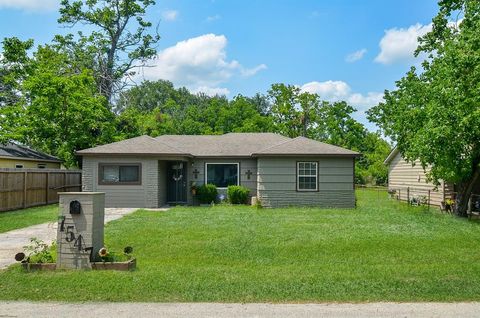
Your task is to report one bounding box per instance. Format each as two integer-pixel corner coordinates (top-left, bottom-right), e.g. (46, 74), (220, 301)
(0, 155), (62, 163)
(383, 147), (399, 165)
(252, 153), (361, 157)
(76, 152), (193, 158)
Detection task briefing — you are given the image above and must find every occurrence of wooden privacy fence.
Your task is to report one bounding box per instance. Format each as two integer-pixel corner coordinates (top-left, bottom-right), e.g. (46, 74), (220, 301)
(0, 168), (82, 212)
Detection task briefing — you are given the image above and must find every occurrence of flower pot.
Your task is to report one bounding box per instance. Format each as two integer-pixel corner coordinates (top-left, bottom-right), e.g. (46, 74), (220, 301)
(21, 262), (56, 271)
(91, 258), (136, 271)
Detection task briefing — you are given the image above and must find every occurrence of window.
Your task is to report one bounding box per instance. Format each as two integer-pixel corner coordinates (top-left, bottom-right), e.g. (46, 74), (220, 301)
(297, 162), (318, 191)
(205, 163), (239, 188)
(98, 163), (141, 185)
(37, 163), (46, 169)
(15, 164), (24, 169)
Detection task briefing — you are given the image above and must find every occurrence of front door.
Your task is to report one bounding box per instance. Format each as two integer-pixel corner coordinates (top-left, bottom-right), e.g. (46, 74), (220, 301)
(167, 161), (187, 204)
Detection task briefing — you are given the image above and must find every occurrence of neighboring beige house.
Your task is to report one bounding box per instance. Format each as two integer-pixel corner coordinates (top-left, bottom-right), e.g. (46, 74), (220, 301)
(0, 142), (62, 169)
(384, 148), (454, 206)
(77, 133), (360, 208)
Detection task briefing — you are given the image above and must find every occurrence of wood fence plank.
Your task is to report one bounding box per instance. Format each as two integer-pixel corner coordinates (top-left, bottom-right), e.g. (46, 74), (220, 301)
(0, 168), (81, 212)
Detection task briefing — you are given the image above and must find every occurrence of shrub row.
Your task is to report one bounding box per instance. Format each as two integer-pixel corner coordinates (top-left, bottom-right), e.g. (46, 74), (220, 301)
(195, 184), (250, 205)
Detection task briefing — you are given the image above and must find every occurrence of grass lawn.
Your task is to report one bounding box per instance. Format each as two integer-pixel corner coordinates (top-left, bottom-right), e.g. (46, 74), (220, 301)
(1, 189), (480, 302)
(0, 205), (57, 233)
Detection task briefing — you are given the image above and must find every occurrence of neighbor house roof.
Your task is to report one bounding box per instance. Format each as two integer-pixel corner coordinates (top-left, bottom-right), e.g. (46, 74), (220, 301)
(77, 133), (360, 157)
(0, 142), (61, 162)
(383, 147), (399, 165)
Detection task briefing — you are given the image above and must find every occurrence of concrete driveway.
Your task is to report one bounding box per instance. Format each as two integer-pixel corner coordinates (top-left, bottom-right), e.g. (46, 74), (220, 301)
(1, 302), (480, 318)
(0, 207), (167, 269)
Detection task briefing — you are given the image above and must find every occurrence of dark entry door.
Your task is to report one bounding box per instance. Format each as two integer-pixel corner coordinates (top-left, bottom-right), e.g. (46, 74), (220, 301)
(167, 161), (187, 204)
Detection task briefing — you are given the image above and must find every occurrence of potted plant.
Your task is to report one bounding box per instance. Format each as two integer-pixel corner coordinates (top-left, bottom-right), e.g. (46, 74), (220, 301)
(90, 246), (136, 271)
(15, 237), (56, 271)
(190, 181), (197, 196)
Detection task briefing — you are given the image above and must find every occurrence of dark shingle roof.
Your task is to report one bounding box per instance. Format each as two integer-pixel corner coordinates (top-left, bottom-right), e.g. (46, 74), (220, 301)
(77, 135), (189, 156)
(0, 142), (61, 162)
(252, 136), (360, 156)
(77, 133), (359, 157)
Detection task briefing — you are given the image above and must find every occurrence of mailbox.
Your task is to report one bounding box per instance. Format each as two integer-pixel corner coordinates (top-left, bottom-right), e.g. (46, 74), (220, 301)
(70, 200), (81, 214)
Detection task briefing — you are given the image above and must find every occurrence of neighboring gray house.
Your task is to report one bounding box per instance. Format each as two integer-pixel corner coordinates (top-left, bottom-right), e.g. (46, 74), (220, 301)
(77, 133), (359, 208)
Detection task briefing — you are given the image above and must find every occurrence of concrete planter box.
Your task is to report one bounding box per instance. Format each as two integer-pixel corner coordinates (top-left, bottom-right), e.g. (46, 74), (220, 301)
(21, 262), (56, 271)
(91, 258), (136, 271)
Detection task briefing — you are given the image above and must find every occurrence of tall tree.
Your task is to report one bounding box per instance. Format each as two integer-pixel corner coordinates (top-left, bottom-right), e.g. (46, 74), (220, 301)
(57, 0), (160, 104)
(0, 44), (115, 167)
(0, 38), (34, 108)
(367, 0), (480, 215)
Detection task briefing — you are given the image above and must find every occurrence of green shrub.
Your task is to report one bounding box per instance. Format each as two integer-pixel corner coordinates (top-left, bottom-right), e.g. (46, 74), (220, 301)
(197, 184), (218, 204)
(227, 185), (250, 204)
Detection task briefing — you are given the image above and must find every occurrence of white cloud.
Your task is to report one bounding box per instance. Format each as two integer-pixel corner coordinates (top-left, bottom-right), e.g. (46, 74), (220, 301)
(162, 10), (178, 21)
(191, 86), (230, 96)
(241, 64), (267, 77)
(0, 0), (58, 11)
(300, 80), (384, 130)
(300, 80), (383, 110)
(206, 14), (221, 22)
(345, 48), (367, 63)
(301, 80), (351, 100)
(140, 34), (266, 95)
(375, 23), (432, 64)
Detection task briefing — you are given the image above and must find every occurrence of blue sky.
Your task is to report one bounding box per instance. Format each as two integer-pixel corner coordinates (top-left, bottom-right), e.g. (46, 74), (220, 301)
(0, 0), (440, 129)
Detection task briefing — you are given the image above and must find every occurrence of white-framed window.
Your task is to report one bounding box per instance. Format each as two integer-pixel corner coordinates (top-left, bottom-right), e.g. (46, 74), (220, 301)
(205, 163), (239, 188)
(37, 163), (47, 169)
(15, 164), (24, 169)
(297, 161), (318, 191)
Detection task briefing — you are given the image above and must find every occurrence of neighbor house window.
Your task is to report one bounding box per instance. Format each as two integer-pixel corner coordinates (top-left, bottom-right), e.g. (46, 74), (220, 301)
(37, 163), (46, 169)
(205, 163), (239, 188)
(15, 164), (24, 169)
(297, 162), (318, 191)
(98, 163), (141, 185)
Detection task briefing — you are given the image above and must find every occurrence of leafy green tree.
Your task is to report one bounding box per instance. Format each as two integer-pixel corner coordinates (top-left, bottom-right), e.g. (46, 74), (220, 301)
(268, 83), (318, 138)
(0, 45), (115, 167)
(0, 38), (34, 107)
(367, 0), (480, 215)
(57, 0), (160, 103)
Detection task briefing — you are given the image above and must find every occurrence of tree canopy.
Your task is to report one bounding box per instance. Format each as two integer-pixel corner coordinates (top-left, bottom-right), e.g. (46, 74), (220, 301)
(368, 0), (480, 215)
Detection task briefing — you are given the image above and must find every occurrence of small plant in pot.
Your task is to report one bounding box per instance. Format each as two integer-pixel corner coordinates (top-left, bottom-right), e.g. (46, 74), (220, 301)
(14, 237), (56, 271)
(197, 184), (218, 205)
(190, 182), (198, 196)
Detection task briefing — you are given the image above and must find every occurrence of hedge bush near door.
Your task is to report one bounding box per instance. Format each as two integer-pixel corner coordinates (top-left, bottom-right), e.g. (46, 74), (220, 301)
(196, 184), (218, 204)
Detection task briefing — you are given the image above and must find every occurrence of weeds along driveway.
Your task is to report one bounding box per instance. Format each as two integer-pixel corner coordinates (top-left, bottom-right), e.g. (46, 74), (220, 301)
(0, 208), (167, 269)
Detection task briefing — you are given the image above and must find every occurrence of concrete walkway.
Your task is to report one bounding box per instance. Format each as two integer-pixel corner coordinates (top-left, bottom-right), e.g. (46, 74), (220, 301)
(0, 208), (168, 269)
(1, 302), (480, 318)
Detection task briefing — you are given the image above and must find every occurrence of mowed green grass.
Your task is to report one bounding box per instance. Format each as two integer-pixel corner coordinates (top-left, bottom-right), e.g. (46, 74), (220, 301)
(1, 189), (480, 302)
(0, 205), (57, 233)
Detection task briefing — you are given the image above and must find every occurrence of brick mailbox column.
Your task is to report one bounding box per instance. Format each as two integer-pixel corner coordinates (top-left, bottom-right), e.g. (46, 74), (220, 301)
(57, 192), (105, 269)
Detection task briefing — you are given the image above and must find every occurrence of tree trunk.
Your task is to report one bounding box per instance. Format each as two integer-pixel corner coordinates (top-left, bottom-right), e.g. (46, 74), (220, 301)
(455, 164), (480, 217)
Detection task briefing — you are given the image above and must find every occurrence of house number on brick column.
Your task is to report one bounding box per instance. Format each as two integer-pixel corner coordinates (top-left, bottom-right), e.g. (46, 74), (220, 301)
(59, 216), (93, 260)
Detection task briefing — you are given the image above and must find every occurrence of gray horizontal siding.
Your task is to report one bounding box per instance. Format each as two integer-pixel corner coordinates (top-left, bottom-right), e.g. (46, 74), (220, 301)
(257, 157), (355, 208)
(82, 156), (159, 208)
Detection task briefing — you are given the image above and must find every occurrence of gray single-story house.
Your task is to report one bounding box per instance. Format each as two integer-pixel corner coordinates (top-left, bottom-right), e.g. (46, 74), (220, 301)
(77, 133), (359, 208)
